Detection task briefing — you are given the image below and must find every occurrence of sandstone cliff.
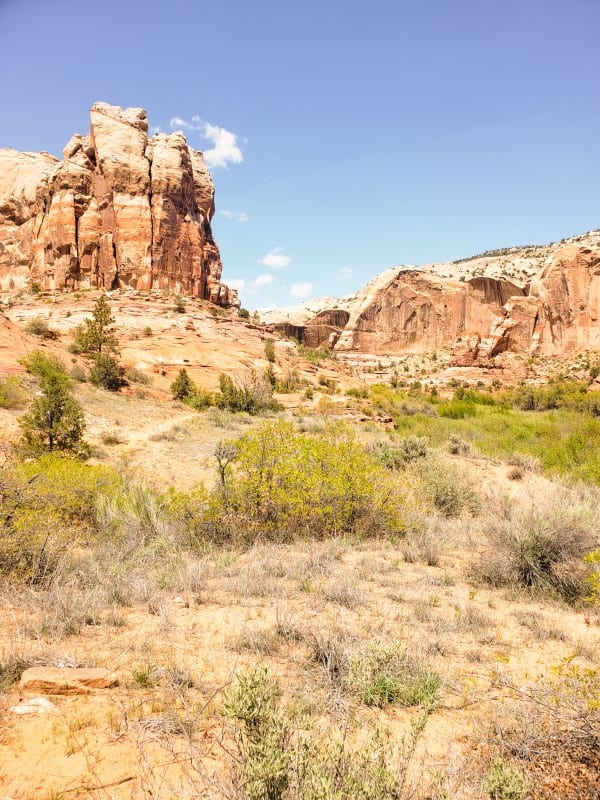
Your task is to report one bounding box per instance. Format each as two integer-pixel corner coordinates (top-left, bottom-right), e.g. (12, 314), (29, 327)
(267, 231), (600, 363)
(0, 102), (237, 307)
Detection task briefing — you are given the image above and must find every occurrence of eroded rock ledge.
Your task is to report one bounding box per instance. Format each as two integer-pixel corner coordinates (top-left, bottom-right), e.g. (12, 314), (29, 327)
(0, 102), (238, 307)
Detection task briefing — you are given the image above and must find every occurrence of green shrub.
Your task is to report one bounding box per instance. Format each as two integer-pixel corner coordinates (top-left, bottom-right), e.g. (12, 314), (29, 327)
(0, 455), (120, 583)
(483, 758), (526, 800)
(170, 368), (195, 401)
(264, 337), (276, 363)
(211, 420), (406, 542)
(223, 668), (291, 800)
(186, 388), (215, 410)
(173, 296), (186, 313)
(399, 435), (428, 462)
(238, 307), (250, 319)
(346, 640), (440, 709)
(20, 349), (68, 380)
(0, 376), (27, 409)
(223, 668), (429, 800)
(216, 371), (280, 415)
(89, 354), (127, 391)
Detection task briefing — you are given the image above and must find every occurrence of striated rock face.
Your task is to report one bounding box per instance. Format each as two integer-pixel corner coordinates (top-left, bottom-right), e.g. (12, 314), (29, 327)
(0, 102), (238, 306)
(281, 236), (600, 363)
(335, 271), (525, 356)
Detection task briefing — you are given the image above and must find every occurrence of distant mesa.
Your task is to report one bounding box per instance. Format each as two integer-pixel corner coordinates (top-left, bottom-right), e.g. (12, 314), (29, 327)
(0, 101), (238, 307)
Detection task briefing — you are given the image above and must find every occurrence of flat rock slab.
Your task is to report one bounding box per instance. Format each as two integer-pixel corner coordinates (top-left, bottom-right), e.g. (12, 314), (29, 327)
(19, 667), (118, 695)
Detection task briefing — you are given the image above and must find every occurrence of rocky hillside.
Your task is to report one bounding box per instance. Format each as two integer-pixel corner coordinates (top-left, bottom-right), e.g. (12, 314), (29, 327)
(0, 103), (237, 307)
(267, 231), (600, 364)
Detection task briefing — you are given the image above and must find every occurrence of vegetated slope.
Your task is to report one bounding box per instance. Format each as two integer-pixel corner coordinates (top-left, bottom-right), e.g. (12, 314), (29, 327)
(0, 410), (598, 799)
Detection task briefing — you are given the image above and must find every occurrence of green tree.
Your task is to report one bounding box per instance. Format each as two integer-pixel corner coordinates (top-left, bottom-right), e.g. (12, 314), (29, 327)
(73, 295), (127, 391)
(89, 354), (127, 391)
(74, 294), (118, 356)
(170, 368), (196, 401)
(19, 360), (87, 455)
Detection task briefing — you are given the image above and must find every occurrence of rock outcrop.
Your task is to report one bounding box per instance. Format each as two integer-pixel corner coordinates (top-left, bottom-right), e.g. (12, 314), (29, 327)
(0, 102), (238, 306)
(272, 233), (600, 363)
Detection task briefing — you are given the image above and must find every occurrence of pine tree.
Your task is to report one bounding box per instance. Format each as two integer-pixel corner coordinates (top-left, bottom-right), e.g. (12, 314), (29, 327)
(170, 368), (195, 400)
(19, 368), (86, 455)
(74, 294), (118, 356)
(73, 295), (127, 391)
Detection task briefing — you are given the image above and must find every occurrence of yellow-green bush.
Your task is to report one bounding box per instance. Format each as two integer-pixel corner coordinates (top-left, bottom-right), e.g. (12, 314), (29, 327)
(0, 455), (121, 583)
(211, 420), (408, 542)
(0, 376), (27, 409)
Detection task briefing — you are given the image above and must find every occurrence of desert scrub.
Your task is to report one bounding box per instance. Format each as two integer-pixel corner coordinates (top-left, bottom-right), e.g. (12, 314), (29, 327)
(0, 376), (27, 409)
(411, 454), (480, 517)
(223, 667), (291, 800)
(483, 758), (526, 800)
(0, 455), (120, 583)
(345, 639), (441, 709)
(210, 419), (410, 542)
(216, 370), (281, 414)
(475, 488), (598, 602)
(223, 667), (438, 800)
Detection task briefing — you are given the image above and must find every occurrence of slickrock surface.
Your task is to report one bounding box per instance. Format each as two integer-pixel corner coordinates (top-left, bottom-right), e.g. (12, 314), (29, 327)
(0, 102), (237, 307)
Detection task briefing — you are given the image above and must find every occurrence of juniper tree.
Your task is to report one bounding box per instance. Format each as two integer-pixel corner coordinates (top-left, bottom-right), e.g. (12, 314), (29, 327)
(19, 358), (87, 455)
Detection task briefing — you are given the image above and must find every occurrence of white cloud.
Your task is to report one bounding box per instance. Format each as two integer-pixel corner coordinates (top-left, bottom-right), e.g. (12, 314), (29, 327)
(337, 267), (353, 278)
(254, 274), (275, 288)
(290, 282), (314, 300)
(259, 247), (291, 269)
(169, 115), (243, 168)
(169, 116), (194, 131)
(226, 278), (246, 292)
(150, 125), (162, 135)
(220, 210), (249, 223)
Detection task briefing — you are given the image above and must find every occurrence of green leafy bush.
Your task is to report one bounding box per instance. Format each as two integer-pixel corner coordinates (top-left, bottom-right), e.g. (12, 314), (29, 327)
(0, 455), (120, 583)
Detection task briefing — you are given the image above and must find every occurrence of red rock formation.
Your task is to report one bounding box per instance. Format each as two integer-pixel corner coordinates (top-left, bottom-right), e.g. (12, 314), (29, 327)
(0, 102), (238, 307)
(298, 242), (600, 363)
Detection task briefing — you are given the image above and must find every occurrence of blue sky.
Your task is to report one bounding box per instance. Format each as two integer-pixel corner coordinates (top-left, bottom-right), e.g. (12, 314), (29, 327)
(1, 0), (599, 309)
